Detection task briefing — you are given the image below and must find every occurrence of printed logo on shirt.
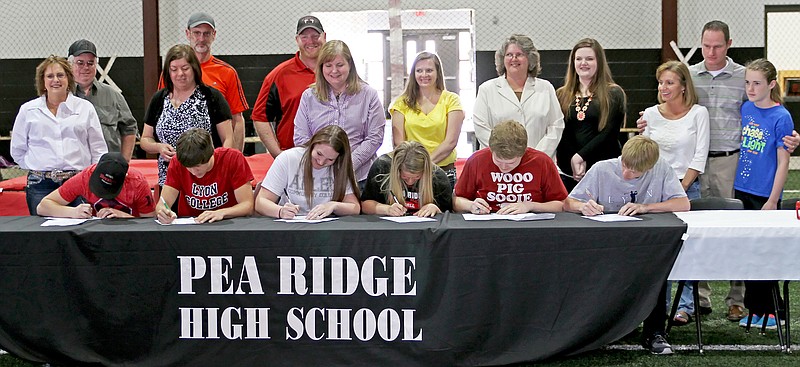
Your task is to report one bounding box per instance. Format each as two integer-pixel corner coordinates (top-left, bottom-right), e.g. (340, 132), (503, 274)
(487, 171), (533, 203)
(404, 190), (420, 210)
(741, 117), (768, 155)
(186, 182), (229, 210)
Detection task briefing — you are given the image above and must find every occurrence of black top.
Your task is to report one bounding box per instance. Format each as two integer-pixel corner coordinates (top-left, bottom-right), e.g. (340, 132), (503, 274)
(362, 154), (453, 212)
(556, 85), (625, 178)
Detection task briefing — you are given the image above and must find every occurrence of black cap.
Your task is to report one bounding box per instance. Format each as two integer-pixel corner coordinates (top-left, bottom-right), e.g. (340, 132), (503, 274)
(188, 12), (215, 29)
(68, 39), (97, 57)
(296, 15), (324, 35)
(89, 153), (128, 200)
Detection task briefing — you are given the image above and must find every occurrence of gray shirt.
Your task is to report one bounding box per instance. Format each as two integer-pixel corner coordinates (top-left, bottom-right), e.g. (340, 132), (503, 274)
(569, 157), (686, 212)
(688, 57), (747, 152)
(75, 80), (138, 153)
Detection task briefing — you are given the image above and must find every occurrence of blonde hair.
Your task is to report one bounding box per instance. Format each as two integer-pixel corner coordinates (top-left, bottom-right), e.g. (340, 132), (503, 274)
(656, 61), (699, 108)
(746, 58), (783, 105)
(556, 38), (625, 131)
(621, 136), (660, 172)
(378, 141), (436, 208)
(311, 40), (364, 103)
(489, 120), (528, 159)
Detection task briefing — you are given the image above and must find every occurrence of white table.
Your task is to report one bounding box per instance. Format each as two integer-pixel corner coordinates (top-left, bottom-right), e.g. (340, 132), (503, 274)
(669, 210), (800, 281)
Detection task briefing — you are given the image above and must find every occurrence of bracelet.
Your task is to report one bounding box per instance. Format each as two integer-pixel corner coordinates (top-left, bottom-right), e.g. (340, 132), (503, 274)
(278, 207), (283, 218)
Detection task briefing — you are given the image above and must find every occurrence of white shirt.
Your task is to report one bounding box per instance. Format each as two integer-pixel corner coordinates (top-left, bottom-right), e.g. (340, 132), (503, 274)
(11, 94), (108, 171)
(261, 147), (353, 214)
(642, 104), (710, 179)
(473, 75), (564, 158)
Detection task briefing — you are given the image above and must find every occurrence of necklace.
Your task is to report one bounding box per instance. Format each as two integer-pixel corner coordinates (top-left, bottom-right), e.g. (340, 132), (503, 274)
(574, 93), (593, 121)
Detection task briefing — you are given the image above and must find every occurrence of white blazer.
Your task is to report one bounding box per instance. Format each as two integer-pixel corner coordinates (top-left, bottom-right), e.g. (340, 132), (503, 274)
(473, 75), (564, 159)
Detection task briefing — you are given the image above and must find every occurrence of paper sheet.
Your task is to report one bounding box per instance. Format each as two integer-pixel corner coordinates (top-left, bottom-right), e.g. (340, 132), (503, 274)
(40, 217), (100, 227)
(582, 214), (642, 222)
(155, 217), (198, 225)
(380, 216), (437, 223)
(275, 216), (339, 224)
(462, 213), (556, 221)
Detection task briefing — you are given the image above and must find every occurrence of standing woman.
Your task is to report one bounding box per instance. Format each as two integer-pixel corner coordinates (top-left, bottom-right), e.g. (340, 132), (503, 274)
(256, 125), (360, 219)
(390, 52), (464, 187)
(11, 55), (108, 214)
(555, 38), (626, 192)
(140, 44), (233, 187)
(642, 61), (709, 201)
(361, 141), (453, 217)
(641, 60), (710, 325)
(473, 34), (564, 158)
(294, 40), (385, 188)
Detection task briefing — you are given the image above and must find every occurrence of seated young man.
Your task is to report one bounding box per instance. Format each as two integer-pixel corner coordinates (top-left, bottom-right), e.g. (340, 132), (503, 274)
(565, 135), (689, 355)
(454, 120), (567, 214)
(156, 128), (254, 224)
(565, 135), (690, 216)
(37, 152), (156, 218)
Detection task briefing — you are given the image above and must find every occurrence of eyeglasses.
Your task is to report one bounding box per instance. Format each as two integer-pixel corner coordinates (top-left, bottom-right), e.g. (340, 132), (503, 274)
(191, 31), (214, 38)
(74, 60), (96, 68)
(504, 53), (526, 59)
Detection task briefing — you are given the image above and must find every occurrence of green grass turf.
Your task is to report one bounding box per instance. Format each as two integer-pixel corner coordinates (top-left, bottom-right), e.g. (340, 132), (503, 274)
(2, 283), (798, 366)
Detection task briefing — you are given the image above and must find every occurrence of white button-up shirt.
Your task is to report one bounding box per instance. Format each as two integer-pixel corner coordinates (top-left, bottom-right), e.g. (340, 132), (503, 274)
(11, 93), (108, 171)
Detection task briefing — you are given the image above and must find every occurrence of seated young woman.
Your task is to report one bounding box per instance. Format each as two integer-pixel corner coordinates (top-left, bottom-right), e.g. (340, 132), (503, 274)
(361, 141), (453, 217)
(255, 125), (360, 219)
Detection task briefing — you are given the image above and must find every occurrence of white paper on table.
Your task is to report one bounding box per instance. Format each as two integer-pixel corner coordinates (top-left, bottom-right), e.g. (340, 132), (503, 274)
(380, 216), (437, 223)
(275, 216), (339, 224)
(582, 214), (642, 222)
(40, 217), (100, 227)
(155, 217), (198, 225)
(462, 213), (556, 221)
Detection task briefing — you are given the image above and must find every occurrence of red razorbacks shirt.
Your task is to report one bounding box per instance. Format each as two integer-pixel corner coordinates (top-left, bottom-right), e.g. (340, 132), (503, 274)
(57, 166), (156, 217)
(165, 147), (254, 217)
(455, 147), (567, 212)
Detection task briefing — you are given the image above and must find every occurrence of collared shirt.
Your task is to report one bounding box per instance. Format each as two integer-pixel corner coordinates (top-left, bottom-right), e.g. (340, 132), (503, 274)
(689, 57), (747, 152)
(11, 93), (108, 171)
(293, 83), (385, 181)
(75, 80), (137, 153)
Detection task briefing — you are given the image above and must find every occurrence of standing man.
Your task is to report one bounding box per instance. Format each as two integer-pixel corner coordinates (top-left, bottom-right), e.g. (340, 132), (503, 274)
(178, 12), (249, 151)
(69, 39), (137, 161)
(251, 15), (326, 157)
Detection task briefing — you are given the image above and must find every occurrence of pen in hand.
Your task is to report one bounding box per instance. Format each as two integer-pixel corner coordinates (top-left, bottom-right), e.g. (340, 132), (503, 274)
(159, 196), (177, 223)
(281, 188), (299, 219)
(389, 192), (407, 216)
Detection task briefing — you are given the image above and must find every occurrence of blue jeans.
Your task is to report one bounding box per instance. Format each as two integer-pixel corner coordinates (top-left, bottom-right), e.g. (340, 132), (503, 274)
(25, 174), (62, 216)
(685, 180), (701, 200)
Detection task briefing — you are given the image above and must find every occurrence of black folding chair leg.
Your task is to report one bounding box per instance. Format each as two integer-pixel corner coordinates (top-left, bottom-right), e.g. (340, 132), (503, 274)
(772, 284), (786, 352)
(666, 280), (686, 335)
(693, 281), (703, 354)
(784, 281), (791, 353)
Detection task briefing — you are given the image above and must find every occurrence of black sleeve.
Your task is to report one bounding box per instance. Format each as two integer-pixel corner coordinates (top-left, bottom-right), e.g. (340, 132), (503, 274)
(361, 155), (391, 203)
(204, 86), (233, 124)
(577, 85), (625, 160)
(432, 167), (454, 212)
(266, 83), (283, 124)
(143, 89), (168, 142)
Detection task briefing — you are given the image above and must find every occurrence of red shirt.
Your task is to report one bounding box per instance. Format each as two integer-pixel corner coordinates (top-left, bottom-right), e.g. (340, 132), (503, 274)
(455, 147), (567, 212)
(165, 148), (254, 217)
(57, 166), (156, 217)
(251, 52), (316, 150)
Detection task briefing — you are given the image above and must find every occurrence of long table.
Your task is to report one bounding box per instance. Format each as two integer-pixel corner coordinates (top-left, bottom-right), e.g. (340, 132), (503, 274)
(0, 213), (685, 366)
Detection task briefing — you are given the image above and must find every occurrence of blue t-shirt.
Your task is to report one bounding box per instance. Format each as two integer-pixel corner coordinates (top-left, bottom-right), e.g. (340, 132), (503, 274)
(734, 101), (793, 198)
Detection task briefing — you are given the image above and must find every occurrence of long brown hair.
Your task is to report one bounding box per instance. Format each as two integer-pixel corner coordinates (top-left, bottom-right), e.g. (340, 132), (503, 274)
(556, 38), (624, 131)
(311, 40), (364, 103)
(301, 125), (360, 205)
(400, 52), (446, 114)
(378, 141), (436, 208)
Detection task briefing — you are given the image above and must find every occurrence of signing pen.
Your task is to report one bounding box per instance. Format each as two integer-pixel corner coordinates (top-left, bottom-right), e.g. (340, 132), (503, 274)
(585, 188), (595, 202)
(160, 196), (171, 212)
(283, 188), (294, 205)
